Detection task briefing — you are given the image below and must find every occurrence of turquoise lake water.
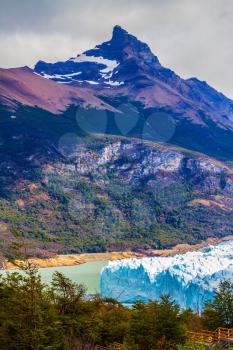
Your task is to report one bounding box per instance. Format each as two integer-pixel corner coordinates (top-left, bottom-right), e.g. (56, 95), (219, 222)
(1, 260), (108, 294)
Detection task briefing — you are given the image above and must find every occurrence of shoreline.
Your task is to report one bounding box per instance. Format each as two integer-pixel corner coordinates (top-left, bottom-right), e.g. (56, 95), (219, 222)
(3, 235), (233, 270)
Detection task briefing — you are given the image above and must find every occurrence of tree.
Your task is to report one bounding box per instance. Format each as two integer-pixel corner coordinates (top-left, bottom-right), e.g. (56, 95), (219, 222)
(203, 280), (233, 330)
(181, 309), (203, 332)
(154, 294), (186, 349)
(129, 301), (155, 350)
(128, 296), (186, 350)
(87, 297), (131, 346)
(0, 265), (63, 350)
(50, 271), (88, 348)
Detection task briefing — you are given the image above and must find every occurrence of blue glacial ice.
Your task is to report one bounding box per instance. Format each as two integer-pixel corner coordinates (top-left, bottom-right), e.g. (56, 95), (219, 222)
(100, 241), (233, 311)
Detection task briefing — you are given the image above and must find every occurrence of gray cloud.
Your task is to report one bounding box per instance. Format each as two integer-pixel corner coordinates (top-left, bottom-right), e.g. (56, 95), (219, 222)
(0, 0), (233, 98)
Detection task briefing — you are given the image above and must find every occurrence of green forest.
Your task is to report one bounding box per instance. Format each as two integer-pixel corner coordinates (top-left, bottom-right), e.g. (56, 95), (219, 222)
(0, 264), (232, 350)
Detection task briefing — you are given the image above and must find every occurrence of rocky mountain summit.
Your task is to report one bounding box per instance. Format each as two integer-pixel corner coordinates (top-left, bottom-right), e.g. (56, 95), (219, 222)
(1, 26), (233, 159)
(34, 25), (161, 85)
(34, 25), (233, 132)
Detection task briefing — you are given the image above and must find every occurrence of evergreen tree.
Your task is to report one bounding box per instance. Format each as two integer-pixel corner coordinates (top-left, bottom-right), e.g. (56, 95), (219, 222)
(203, 280), (233, 329)
(129, 296), (186, 350)
(0, 265), (63, 350)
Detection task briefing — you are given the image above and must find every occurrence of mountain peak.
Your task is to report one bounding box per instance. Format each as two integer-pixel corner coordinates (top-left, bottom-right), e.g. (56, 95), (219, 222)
(112, 25), (129, 39)
(110, 25), (145, 48)
(103, 25), (160, 67)
(34, 25), (161, 86)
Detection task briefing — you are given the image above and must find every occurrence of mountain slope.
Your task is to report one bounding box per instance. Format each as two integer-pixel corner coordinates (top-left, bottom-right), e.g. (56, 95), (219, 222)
(0, 66), (116, 114)
(0, 26), (233, 257)
(0, 100), (233, 257)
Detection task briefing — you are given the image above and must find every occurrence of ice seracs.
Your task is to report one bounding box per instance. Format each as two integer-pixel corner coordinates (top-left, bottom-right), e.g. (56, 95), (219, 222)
(100, 241), (233, 311)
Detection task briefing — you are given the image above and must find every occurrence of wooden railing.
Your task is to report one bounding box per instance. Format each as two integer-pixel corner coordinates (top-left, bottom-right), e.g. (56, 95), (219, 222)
(217, 327), (233, 341)
(188, 330), (216, 344)
(188, 327), (233, 345)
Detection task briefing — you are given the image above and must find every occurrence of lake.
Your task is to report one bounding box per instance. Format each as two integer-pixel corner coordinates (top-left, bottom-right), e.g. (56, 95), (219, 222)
(1, 260), (108, 294)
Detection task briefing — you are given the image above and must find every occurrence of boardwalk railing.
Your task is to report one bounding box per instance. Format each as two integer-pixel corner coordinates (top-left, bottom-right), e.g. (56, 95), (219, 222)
(188, 327), (233, 345)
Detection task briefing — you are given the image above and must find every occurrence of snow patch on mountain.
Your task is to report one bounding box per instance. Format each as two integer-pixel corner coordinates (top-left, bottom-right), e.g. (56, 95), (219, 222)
(34, 71), (82, 81)
(100, 241), (233, 311)
(104, 79), (124, 86)
(71, 53), (119, 74)
(35, 53), (121, 85)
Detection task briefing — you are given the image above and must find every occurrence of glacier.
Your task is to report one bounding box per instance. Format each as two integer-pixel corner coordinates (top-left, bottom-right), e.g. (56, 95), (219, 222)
(100, 241), (233, 311)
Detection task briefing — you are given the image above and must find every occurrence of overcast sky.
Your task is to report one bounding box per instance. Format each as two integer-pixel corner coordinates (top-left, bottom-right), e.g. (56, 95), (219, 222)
(1, 0), (233, 97)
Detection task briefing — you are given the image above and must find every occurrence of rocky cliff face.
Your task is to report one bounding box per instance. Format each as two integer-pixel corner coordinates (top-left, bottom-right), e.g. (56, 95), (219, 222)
(71, 138), (231, 179)
(54, 136), (233, 202)
(63, 142), (225, 194)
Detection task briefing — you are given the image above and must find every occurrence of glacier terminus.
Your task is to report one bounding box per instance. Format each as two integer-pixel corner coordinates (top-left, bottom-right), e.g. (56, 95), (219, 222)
(100, 241), (233, 311)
